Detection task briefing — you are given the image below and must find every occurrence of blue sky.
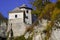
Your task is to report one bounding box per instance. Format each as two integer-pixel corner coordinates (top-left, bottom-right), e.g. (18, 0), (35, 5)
(0, 0), (32, 18)
(0, 0), (57, 18)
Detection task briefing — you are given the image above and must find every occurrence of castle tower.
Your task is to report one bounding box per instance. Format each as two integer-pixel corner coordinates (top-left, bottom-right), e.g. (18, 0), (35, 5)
(8, 4), (32, 37)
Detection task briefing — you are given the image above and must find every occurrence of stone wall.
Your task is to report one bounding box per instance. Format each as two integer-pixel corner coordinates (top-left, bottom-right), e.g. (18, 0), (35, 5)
(8, 18), (26, 37)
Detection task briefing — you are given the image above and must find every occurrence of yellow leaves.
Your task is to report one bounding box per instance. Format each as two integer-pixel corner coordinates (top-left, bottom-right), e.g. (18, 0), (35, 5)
(33, 0), (42, 8)
(43, 3), (55, 13)
(38, 3), (55, 20)
(51, 8), (60, 21)
(45, 7), (60, 40)
(30, 0), (60, 40)
(58, 0), (60, 1)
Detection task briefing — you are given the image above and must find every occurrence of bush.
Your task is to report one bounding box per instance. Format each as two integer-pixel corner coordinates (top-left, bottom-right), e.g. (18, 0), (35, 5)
(13, 35), (26, 40)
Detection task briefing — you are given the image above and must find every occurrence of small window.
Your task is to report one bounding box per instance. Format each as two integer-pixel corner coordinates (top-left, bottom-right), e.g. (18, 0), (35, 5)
(26, 10), (28, 13)
(15, 15), (17, 18)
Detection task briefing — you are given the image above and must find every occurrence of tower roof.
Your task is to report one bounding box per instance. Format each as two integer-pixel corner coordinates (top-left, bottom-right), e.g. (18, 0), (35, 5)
(9, 4), (32, 13)
(9, 7), (24, 13)
(20, 4), (27, 8)
(19, 4), (33, 10)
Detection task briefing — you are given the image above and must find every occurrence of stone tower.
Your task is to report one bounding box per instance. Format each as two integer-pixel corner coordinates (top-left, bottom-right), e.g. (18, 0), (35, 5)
(8, 4), (32, 37)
